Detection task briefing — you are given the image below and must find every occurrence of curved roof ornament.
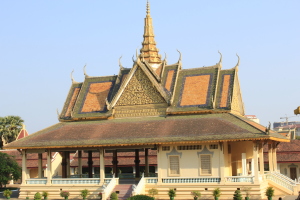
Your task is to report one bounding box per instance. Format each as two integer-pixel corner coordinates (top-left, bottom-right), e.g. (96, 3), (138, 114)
(218, 51), (223, 64)
(164, 52), (168, 63)
(56, 108), (60, 119)
(70, 70), (76, 83)
(119, 56), (124, 69)
(177, 49), (182, 63)
(235, 53), (240, 68)
(132, 55), (135, 63)
(83, 64), (89, 77)
(136, 49), (139, 59)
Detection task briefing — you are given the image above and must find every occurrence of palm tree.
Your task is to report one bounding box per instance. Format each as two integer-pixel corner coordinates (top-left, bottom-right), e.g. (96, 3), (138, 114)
(0, 116), (24, 148)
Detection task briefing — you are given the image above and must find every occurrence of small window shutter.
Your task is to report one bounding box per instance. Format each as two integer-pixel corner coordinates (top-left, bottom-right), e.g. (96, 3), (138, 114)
(169, 156), (180, 175)
(200, 155), (211, 175)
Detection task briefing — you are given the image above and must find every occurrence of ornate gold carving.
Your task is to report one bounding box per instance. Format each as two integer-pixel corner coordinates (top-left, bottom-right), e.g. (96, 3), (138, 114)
(116, 68), (166, 106)
(114, 107), (166, 118)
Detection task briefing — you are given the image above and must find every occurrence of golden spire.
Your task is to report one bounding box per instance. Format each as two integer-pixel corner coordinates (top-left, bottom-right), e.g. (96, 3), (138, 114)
(140, 0), (162, 65)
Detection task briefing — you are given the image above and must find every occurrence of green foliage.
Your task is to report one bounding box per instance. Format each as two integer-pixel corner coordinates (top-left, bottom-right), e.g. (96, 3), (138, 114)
(3, 189), (12, 197)
(110, 192), (118, 200)
(42, 191), (49, 197)
(80, 189), (89, 198)
(0, 152), (21, 188)
(191, 191), (201, 198)
(212, 188), (221, 198)
(60, 191), (70, 198)
(233, 190), (242, 200)
(242, 187), (251, 197)
(126, 194), (154, 200)
(0, 116), (24, 148)
(265, 187), (274, 197)
(168, 189), (176, 197)
(148, 188), (158, 197)
(34, 192), (42, 200)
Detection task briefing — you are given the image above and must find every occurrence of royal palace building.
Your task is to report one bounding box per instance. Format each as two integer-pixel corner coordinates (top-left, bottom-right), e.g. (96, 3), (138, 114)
(4, 2), (297, 199)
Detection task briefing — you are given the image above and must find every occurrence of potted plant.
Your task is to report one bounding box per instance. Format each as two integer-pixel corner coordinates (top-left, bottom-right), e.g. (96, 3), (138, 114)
(168, 188), (176, 200)
(60, 191), (70, 200)
(3, 189), (12, 199)
(34, 192), (42, 200)
(98, 192), (102, 200)
(191, 190), (201, 200)
(110, 192), (118, 200)
(265, 187), (274, 200)
(42, 191), (49, 200)
(242, 187), (251, 200)
(80, 189), (90, 200)
(26, 191), (30, 199)
(148, 188), (158, 199)
(233, 190), (242, 200)
(212, 188), (221, 200)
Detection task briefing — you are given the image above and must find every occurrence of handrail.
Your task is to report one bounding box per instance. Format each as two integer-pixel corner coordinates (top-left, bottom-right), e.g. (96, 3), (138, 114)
(265, 172), (295, 192)
(132, 173), (145, 196)
(102, 174), (118, 200)
(225, 176), (254, 183)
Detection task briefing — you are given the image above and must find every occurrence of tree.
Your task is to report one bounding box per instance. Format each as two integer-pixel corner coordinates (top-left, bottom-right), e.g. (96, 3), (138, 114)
(0, 116), (24, 149)
(0, 152), (21, 188)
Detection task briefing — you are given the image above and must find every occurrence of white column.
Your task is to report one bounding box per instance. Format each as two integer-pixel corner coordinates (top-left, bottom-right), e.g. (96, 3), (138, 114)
(272, 143), (278, 171)
(219, 143), (225, 183)
(253, 142), (259, 183)
(268, 143), (273, 172)
(223, 142), (229, 177)
(99, 148), (105, 185)
(259, 142), (265, 178)
(157, 145), (162, 184)
(46, 149), (52, 185)
(22, 150), (27, 185)
(242, 153), (247, 176)
(38, 153), (43, 178)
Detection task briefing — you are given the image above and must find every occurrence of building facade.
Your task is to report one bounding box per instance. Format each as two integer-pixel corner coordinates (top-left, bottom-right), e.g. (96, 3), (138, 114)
(4, 2), (295, 199)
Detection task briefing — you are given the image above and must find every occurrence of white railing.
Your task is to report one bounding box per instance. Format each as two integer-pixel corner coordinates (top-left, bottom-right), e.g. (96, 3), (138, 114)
(265, 172), (295, 192)
(273, 171), (297, 185)
(225, 176), (254, 183)
(162, 177), (221, 183)
(145, 178), (158, 183)
(102, 174), (119, 200)
(132, 173), (145, 196)
(26, 178), (47, 184)
(52, 178), (100, 184)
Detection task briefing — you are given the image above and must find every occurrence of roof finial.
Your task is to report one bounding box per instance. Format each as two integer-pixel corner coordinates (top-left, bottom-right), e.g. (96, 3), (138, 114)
(146, 0), (150, 16)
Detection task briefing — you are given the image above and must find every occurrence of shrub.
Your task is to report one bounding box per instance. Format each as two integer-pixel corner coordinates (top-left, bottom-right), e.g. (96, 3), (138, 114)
(42, 191), (49, 198)
(191, 190), (201, 198)
(265, 187), (274, 198)
(233, 190), (242, 200)
(60, 191), (70, 198)
(80, 189), (89, 199)
(148, 188), (158, 198)
(110, 192), (118, 200)
(126, 194), (154, 200)
(213, 188), (221, 198)
(34, 192), (42, 200)
(3, 189), (12, 198)
(168, 189), (176, 197)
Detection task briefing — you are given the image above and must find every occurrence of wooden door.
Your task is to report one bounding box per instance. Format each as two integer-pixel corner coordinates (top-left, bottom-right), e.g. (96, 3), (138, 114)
(290, 168), (297, 180)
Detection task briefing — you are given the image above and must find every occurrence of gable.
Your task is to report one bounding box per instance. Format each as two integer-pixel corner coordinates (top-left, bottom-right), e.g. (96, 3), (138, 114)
(230, 73), (245, 116)
(116, 67), (166, 106)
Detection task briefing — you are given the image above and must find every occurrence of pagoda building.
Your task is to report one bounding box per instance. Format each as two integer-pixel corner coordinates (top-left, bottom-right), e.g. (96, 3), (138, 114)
(4, 2), (296, 199)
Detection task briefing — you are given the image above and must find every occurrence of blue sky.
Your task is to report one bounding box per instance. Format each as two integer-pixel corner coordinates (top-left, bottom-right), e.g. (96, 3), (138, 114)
(0, 0), (299, 134)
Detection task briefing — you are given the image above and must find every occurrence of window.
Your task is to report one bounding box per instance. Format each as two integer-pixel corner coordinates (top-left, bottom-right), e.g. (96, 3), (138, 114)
(177, 145), (202, 150)
(209, 144), (218, 149)
(200, 155), (212, 175)
(162, 146), (170, 151)
(169, 156), (180, 175)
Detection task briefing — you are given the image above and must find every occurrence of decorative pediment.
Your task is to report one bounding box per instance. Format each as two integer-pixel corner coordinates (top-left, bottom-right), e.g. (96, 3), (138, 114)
(116, 67), (165, 106)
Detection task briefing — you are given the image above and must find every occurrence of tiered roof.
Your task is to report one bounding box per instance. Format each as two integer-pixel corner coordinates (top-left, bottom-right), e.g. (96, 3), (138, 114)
(3, 2), (288, 150)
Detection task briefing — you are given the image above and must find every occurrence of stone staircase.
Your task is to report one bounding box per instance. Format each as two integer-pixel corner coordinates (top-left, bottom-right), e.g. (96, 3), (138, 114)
(113, 184), (133, 200)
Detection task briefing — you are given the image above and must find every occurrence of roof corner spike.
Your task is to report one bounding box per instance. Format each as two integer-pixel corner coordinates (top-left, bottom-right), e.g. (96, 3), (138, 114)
(83, 64), (89, 77)
(70, 70), (76, 83)
(235, 53), (240, 68)
(57, 108), (60, 119)
(132, 55), (135, 63)
(164, 52), (168, 63)
(218, 51), (223, 67)
(136, 48), (139, 60)
(119, 56), (124, 69)
(177, 49), (182, 63)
